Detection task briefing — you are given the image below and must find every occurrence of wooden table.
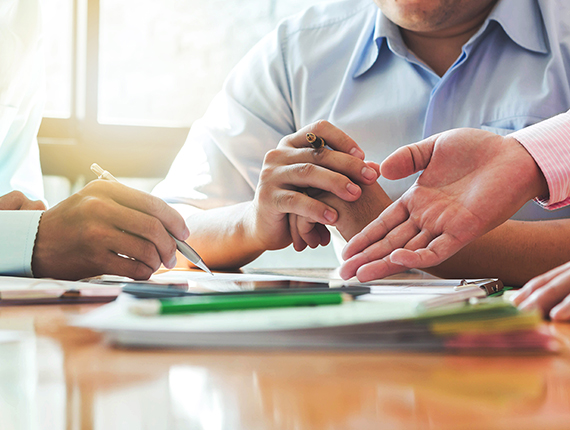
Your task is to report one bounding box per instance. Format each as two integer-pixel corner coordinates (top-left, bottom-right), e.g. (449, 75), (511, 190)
(1, 302), (570, 430)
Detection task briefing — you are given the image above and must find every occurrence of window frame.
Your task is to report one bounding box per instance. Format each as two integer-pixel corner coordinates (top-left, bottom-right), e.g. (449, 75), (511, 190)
(38, 0), (189, 181)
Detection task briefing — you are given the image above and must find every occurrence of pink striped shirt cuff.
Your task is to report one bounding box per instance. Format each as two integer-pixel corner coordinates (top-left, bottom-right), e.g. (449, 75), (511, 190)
(509, 111), (570, 210)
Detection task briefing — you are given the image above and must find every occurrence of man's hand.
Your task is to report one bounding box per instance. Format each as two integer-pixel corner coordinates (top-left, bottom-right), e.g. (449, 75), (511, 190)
(290, 178), (392, 252)
(288, 162), (385, 250)
(246, 121), (379, 253)
(31, 180), (189, 280)
(0, 190), (46, 210)
(340, 128), (547, 282)
(511, 262), (570, 321)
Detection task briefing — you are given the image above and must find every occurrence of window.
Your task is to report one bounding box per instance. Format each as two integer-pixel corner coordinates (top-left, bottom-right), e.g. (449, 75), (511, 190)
(39, 0), (325, 181)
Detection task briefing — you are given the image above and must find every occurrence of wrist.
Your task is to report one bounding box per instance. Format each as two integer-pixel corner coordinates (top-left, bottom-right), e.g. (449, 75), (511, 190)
(504, 135), (548, 201)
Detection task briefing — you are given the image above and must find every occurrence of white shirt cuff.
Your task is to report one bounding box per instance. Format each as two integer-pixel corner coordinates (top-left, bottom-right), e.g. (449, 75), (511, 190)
(0, 211), (43, 277)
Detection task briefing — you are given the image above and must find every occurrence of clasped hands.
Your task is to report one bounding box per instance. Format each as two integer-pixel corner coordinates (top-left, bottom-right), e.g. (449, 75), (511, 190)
(249, 120), (392, 255)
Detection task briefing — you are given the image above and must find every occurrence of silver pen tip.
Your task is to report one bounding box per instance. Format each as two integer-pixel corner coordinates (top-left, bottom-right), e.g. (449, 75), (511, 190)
(196, 259), (213, 275)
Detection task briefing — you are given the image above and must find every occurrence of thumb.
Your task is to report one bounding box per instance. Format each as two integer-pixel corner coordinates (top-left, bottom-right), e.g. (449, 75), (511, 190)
(380, 134), (439, 180)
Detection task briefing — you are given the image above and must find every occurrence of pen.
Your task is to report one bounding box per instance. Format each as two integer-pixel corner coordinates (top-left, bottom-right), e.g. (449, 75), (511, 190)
(306, 132), (326, 150)
(90, 163), (213, 275)
(129, 291), (352, 315)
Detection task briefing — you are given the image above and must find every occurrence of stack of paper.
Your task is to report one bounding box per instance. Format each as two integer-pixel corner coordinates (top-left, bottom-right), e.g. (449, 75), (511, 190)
(71, 293), (556, 353)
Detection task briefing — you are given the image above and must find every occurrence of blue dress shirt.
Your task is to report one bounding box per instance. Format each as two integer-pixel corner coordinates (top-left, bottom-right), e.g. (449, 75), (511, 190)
(154, 0), (570, 230)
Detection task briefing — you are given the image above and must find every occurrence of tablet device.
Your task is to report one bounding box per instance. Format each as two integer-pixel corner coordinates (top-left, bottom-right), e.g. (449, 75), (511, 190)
(121, 279), (370, 299)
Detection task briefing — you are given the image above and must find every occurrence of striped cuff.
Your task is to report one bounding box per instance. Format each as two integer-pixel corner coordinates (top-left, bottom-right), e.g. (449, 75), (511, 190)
(509, 112), (570, 210)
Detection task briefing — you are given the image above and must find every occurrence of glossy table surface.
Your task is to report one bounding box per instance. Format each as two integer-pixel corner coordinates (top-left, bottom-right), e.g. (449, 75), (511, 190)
(1, 300), (570, 430)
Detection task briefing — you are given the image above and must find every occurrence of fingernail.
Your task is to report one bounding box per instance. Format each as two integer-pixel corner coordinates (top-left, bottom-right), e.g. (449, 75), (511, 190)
(183, 226), (190, 239)
(167, 256), (177, 269)
(362, 167), (377, 180)
(324, 209), (336, 223)
(518, 300), (537, 312)
(350, 147), (365, 159)
(346, 183), (360, 196)
(509, 291), (520, 303)
(551, 306), (570, 321)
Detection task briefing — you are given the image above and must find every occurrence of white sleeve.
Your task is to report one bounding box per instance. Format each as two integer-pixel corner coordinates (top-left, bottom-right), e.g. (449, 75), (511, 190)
(0, 0), (45, 201)
(0, 211), (43, 276)
(153, 26), (295, 209)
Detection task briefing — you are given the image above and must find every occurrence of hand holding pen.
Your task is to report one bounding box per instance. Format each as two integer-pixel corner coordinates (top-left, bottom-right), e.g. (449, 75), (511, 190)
(250, 121), (379, 253)
(91, 164), (212, 275)
(31, 173), (192, 280)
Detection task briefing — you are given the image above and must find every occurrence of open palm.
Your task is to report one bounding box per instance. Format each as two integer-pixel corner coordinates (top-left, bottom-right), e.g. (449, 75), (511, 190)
(340, 128), (547, 282)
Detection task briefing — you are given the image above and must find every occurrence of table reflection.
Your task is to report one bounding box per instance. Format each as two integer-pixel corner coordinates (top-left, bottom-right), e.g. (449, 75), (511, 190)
(0, 304), (569, 430)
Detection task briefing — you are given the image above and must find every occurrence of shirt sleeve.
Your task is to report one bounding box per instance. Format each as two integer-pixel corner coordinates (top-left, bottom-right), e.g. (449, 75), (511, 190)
(0, 0), (45, 202)
(509, 111), (570, 210)
(0, 211), (43, 276)
(152, 26), (295, 209)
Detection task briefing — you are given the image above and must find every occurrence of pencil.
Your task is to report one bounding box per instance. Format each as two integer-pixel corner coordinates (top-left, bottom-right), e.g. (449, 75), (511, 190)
(129, 292), (352, 316)
(306, 132), (326, 149)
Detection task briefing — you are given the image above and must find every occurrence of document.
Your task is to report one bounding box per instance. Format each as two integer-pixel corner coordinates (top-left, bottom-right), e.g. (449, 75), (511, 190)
(71, 292), (555, 353)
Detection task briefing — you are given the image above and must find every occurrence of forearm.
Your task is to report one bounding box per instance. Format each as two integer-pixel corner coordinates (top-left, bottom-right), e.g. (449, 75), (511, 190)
(427, 219), (570, 286)
(183, 202), (267, 270)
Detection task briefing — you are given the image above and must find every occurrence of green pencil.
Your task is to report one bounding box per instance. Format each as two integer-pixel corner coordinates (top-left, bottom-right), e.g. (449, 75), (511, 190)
(129, 292), (351, 316)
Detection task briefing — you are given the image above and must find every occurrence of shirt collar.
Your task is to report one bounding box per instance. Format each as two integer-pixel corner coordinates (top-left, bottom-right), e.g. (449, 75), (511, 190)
(354, 0), (548, 78)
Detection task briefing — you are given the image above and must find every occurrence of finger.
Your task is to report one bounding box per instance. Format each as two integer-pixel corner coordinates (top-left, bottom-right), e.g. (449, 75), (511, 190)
(550, 293), (570, 321)
(85, 181), (189, 241)
(280, 163), (365, 202)
(306, 148), (379, 184)
(273, 189), (338, 226)
(289, 214), (308, 252)
(297, 216), (323, 249)
(342, 200), (411, 260)
(284, 121), (366, 160)
(21, 199), (46, 210)
(314, 223), (331, 246)
(0, 190), (29, 210)
(380, 134), (440, 180)
(339, 219), (418, 279)
(389, 231), (468, 269)
(97, 201), (178, 268)
(106, 229), (164, 272)
(356, 257), (412, 282)
(518, 269), (570, 317)
(101, 252), (155, 280)
(511, 261), (570, 306)
(365, 161), (381, 176)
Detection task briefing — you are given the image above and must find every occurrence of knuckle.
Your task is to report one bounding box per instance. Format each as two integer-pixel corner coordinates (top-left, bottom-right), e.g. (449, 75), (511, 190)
(130, 262), (153, 280)
(263, 148), (281, 164)
(9, 190), (25, 202)
(79, 196), (107, 217)
(296, 162), (315, 179)
(83, 223), (106, 241)
(274, 192), (296, 212)
(30, 200), (46, 210)
(145, 195), (164, 215)
(139, 240), (159, 263)
(311, 119), (331, 133)
(84, 179), (106, 194)
(259, 164), (277, 183)
(143, 217), (163, 238)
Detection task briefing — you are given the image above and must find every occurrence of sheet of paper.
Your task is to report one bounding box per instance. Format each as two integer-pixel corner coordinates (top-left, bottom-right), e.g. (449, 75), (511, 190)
(72, 293), (427, 333)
